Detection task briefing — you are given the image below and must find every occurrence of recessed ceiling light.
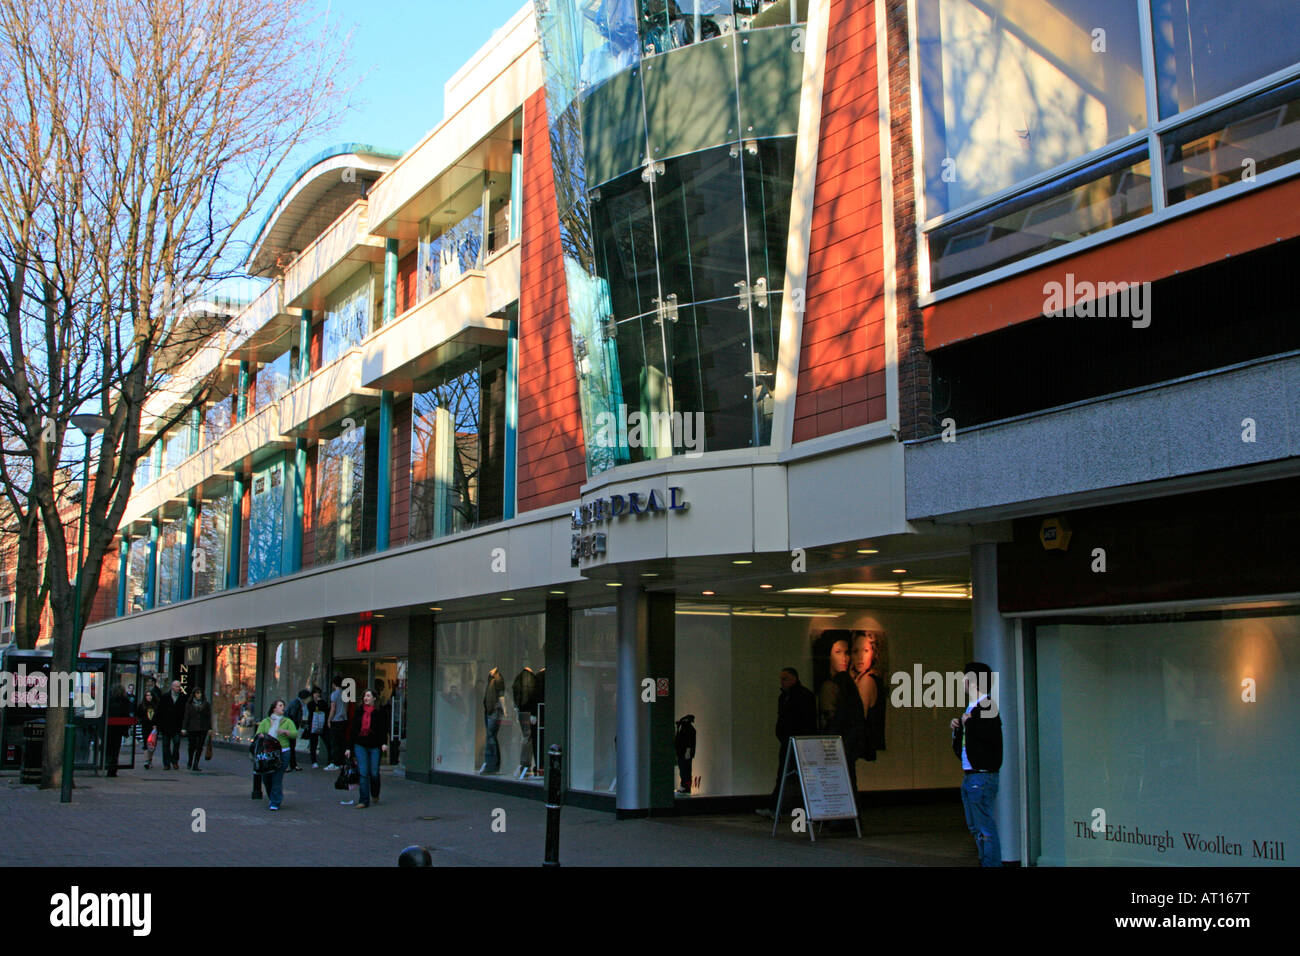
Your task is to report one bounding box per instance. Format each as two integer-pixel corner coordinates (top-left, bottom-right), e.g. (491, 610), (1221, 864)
(325, 619), (337, 624)
(374, 613), (385, 618)
(429, 607), (442, 611)
(702, 590), (715, 596)
(641, 572), (658, 577)
(759, 584), (773, 589)
(549, 590), (565, 595)
(857, 548), (879, 555)
(605, 582), (622, 587)
(732, 559), (752, 565)
(891, 569), (907, 574)
(500, 597), (514, 601)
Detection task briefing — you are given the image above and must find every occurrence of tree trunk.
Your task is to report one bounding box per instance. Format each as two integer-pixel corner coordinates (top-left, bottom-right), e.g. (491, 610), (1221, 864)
(39, 599), (75, 790)
(13, 505), (45, 649)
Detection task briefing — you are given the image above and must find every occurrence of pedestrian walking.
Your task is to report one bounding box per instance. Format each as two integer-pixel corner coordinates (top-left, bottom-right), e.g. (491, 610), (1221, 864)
(286, 690), (309, 771)
(104, 685), (132, 777)
(344, 689), (388, 809)
(182, 687), (214, 772)
(254, 699), (299, 812)
(306, 686), (327, 768)
(757, 667), (817, 818)
(155, 680), (187, 770)
(136, 689), (159, 769)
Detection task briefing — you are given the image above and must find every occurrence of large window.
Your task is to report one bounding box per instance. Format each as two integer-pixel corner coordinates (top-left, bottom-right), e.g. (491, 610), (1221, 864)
(155, 515), (185, 606)
(1034, 612), (1300, 866)
(125, 536), (149, 613)
(569, 607), (618, 793)
(434, 614), (547, 778)
(409, 347), (507, 542)
(314, 416), (370, 566)
(320, 266), (372, 366)
(264, 634), (324, 706)
(247, 455), (288, 585)
(203, 394), (233, 446)
(918, 0), (1300, 290)
(254, 348), (294, 409)
(417, 182), (485, 303)
(192, 490), (230, 598)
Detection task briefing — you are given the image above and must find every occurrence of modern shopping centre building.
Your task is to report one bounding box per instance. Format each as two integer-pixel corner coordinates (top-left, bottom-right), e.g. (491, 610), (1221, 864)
(75, 0), (1300, 866)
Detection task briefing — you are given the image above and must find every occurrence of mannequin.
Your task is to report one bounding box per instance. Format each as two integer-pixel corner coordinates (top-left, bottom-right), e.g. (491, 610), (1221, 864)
(512, 666), (539, 778)
(674, 714), (696, 794)
(479, 666), (505, 774)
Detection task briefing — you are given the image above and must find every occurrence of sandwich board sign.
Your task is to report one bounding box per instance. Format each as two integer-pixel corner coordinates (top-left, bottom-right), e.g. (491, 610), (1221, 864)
(771, 735), (861, 841)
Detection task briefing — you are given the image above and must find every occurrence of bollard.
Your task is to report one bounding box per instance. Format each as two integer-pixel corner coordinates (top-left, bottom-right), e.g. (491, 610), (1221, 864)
(543, 744), (563, 867)
(397, 845), (433, 867)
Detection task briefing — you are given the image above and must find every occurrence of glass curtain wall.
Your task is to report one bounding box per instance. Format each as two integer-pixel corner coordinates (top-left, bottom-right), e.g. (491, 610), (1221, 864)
(192, 490), (230, 598)
(434, 614), (547, 777)
(126, 537), (149, 613)
(155, 516), (186, 606)
(314, 416), (370, 566)
(204, 394), (234, 446)
(247, 455), (288, 585)
(255, 348), (294, 409)
(417, 180), (486, 302)
(408, 346), (507, 542)
(534, 0), (805, 472)
(321, 266), (372, 366)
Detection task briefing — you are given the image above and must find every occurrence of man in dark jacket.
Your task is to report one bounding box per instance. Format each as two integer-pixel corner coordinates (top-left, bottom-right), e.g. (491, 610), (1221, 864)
(950, 661), (1002, 867)
(154, 680), (188, 770)
(760, 668), (817, 817)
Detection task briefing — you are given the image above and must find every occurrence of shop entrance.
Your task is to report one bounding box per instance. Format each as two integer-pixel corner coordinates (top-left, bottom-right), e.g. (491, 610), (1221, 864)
(333, 657), (408, 767)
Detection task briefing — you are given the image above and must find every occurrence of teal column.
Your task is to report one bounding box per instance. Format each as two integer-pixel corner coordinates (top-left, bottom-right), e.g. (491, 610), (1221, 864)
(190, 406), (201, 454)
(237, 360), (249, 423)
(288, 440), (305, 573)
(383, 238), (398, 327)
(150, 441), (163, 482)
(227, 472), (244, 591)
(144, 516), (159, 610)
(376, 390), (393, 551)
(510, 139), (522, 242)
(181, 493), (197, 599)
(116, 536), (128, 616)
(503, 314), (518, 520)
(298, 310), (312, 380)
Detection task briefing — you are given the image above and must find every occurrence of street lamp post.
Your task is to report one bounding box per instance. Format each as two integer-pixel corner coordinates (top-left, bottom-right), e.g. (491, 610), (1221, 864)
(61, 413), (110, 803)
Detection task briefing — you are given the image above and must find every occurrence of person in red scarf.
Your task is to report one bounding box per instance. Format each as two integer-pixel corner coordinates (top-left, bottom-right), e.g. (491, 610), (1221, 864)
(344, 689), (389, 809)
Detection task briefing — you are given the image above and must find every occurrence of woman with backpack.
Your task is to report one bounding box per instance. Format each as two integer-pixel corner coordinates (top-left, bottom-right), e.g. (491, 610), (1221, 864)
(344, 688), (388, 809)
(182, 687), (214, 772)
(136, 688), (159, 769)
(253, 699), (298, 811)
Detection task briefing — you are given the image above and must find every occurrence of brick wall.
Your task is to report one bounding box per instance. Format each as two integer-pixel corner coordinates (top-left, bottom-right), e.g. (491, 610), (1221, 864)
(87, 544), (119, 623)
(397, 251), (418, 316)
(516, 89), (587, 512)
(793, 0), (888, 442)
(390, 397), (412, 547)
(886, 0), (930, 440)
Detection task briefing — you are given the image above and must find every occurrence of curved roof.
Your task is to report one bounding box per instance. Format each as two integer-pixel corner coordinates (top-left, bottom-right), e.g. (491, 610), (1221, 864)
(246, 143), (402, 277)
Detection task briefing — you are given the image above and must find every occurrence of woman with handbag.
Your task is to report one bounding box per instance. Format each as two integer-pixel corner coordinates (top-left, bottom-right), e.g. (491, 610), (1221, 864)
(344, 688), (388, 809)
(182, 687), (214, 772)
(136, 688), (159, 769)
(254, 699), (298, 811)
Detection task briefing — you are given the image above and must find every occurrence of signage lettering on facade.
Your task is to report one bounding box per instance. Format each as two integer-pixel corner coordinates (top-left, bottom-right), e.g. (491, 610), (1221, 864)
(571, 486), (687, 566)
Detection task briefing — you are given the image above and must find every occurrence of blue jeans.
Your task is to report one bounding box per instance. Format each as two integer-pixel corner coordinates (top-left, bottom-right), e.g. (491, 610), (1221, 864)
(267, 749), (289, 808)
(960, 772), (1001, 866)
(354, 746), (382, 805)
(483, 713), (501, 772)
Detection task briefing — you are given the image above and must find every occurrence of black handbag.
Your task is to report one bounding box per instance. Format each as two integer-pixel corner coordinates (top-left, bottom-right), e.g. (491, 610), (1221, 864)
(334, 763), (349, 790)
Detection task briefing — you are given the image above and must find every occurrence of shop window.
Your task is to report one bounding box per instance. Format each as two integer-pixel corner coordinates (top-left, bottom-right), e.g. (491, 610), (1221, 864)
(1034, 613), (1300, 866)
(154, 516), (186, 606)
(408, 347), (506, 542)
(434, 614), (547, 778)
(569, 607), (618, 793)
(248, 455), (288, 585)
(320, 266), (372, 367)
(264, 634), (324, 708)
(213, 641), (258, 742)
(126, 537), (149, 613)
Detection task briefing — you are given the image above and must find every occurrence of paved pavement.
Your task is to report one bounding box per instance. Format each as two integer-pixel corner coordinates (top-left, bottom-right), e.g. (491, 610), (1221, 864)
(0, 747), (976, 867)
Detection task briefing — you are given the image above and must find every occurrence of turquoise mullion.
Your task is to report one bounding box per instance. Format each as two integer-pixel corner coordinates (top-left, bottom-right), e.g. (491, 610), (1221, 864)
(227, 472), (244, 591)
(510, 139), (522, 242)
(383, 238), (398, 327)
(237, 360), (250, 423)
(504, 313), (518, 520)
(144, 516), (159, 610)
(116, 536), (128, 617)
(181, 493), (197, 599)
(285, 309), (311, 573)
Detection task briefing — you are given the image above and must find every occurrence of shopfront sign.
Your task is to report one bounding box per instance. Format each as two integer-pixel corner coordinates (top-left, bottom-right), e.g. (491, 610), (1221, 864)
(571, 486), (688, 566)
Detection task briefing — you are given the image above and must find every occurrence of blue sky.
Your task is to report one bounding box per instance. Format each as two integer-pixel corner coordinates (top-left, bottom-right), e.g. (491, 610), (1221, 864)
(307, 0), (532, 157)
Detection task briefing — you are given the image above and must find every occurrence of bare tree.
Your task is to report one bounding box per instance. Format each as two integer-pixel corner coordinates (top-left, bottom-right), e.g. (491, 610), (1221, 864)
(0, 0), (351, 787)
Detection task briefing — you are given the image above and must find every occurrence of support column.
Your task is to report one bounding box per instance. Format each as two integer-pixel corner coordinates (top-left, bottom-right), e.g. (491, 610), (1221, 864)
(510, 139), (522, 243)
(971, 542), (1021, 865)
(543, 597), (570, 793)
(615, 582), (650, 816)
(236, 360), (250, 422)
(116, 536), (128, 616)
(287, 308), (312, 572)
(190, 406), (201, 454)
(405, 615), (434, 782)
(382, 238), (398, 326)
(181, 493), (197, 599)
(376, 389), (393, 551)
(144, 516), (159, 610)
(227, 472), (244, 591)
(647, 592), (676, 811)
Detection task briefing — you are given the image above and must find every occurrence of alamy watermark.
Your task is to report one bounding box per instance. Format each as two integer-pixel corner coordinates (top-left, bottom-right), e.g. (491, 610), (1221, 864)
(1043, 273), (1151, 328)
(0, 666), (103, 718)
(592, 404), (704, 458)
(889, 665), (999, 716)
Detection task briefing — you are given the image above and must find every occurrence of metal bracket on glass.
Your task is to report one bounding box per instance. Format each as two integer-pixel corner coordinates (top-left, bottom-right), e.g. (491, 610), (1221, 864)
(588, 187), (601, 203)
(641, 160), (664, 183)
(652, 293), (678, 325)
(602, 315), (618, 341)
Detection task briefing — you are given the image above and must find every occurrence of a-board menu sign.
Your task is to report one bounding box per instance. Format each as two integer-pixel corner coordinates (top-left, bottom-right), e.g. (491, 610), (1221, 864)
(772, 735), (861, 841)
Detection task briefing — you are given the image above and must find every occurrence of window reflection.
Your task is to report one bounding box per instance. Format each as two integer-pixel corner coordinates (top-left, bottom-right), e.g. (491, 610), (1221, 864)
(248, 457), (286, 585)
(321, 266), (371, 366)
(314, 418), (367, 566)
(417, 181), (484, 303)
(192, 491), (230, 598)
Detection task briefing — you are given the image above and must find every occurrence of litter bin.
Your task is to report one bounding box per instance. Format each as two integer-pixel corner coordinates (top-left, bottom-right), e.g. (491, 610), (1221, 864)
(21, 719), (45, 785)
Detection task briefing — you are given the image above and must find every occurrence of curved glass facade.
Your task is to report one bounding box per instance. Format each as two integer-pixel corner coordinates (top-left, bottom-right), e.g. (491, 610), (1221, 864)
(535, 0), (805, 472)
